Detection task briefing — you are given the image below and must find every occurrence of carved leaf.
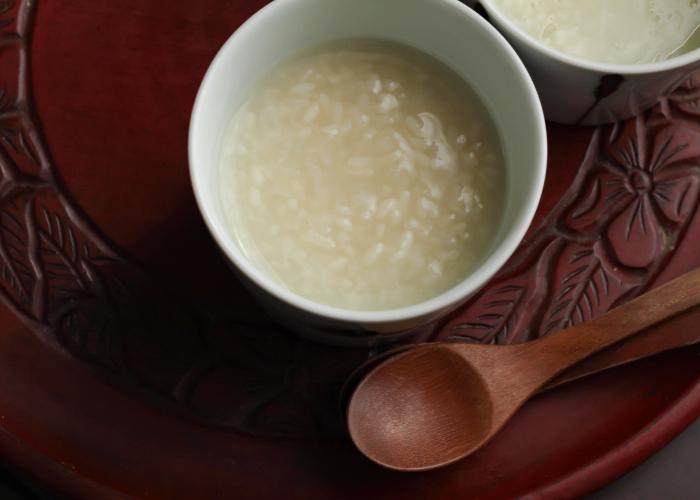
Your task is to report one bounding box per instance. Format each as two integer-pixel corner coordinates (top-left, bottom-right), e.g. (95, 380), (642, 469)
(37, 204), (86, 291)
(0, 195), (36, 317)
(542, 250), (613, 336)
(450, 283), (526, 344)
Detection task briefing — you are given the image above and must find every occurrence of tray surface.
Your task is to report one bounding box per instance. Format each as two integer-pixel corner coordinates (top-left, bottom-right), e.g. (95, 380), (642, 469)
(0, 1), (699, 498)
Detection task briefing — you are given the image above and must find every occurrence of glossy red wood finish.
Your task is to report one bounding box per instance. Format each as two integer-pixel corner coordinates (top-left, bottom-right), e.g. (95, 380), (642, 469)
(0, 1), (698, 498)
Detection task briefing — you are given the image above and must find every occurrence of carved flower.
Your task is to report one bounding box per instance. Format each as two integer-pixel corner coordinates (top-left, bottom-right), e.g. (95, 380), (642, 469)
(565, 123), (700, 270)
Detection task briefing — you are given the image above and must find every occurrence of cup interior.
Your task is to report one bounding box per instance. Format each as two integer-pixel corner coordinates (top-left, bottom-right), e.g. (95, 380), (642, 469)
(480, 0), (700, 74)
(189, 0), (546, 323)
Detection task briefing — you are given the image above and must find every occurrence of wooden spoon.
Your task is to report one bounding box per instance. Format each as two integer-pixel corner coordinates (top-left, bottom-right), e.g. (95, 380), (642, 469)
(347, 267), (700, 471)
(340, 297), (700, 411)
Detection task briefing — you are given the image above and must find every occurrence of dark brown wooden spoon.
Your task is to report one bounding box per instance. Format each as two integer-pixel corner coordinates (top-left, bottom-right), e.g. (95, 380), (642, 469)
(347, 267), (700, 471)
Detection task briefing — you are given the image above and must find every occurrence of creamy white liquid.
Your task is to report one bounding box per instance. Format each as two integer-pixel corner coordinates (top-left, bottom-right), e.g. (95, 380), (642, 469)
(492, 0), (700, 64)
(219, 40), (505, 311)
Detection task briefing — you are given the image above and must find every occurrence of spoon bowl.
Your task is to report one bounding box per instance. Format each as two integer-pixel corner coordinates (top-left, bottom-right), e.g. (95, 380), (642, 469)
(348, 346), (492, 471)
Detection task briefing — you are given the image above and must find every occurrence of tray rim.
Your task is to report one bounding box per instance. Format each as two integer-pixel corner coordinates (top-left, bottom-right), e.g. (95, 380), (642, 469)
(0, 355), (697, 498)
(533, 377), (700, 497)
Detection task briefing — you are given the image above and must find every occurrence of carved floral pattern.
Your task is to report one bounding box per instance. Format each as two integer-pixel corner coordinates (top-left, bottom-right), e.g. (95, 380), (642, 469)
(445, 107), (700, 342)
(0, 0), (699, 438)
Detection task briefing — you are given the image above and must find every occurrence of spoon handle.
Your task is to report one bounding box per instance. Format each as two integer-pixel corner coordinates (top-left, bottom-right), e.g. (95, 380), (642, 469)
(532, 267), (700, 382)
(546, 299), (700, 390)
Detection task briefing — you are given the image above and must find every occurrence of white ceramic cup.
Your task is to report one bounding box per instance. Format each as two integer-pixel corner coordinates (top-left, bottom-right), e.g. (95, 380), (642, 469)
(189, 0), (546, 346)
(477, 0), (700, 125)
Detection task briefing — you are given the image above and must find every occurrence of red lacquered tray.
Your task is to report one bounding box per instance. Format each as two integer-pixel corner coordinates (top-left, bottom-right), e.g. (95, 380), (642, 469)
(0, 1), (699, 498)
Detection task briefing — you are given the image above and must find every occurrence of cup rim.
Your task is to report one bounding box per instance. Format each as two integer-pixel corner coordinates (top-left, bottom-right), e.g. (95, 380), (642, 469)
(480, 0), (700, 75)
(188, 0), (547, 325)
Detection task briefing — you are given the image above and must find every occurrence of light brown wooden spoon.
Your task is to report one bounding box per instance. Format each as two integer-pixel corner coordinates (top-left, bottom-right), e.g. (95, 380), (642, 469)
(347, 267), (700, 471)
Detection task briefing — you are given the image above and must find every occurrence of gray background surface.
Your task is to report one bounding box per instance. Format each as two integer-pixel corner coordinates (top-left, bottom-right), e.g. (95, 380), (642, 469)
(591, 416), (699, 499)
